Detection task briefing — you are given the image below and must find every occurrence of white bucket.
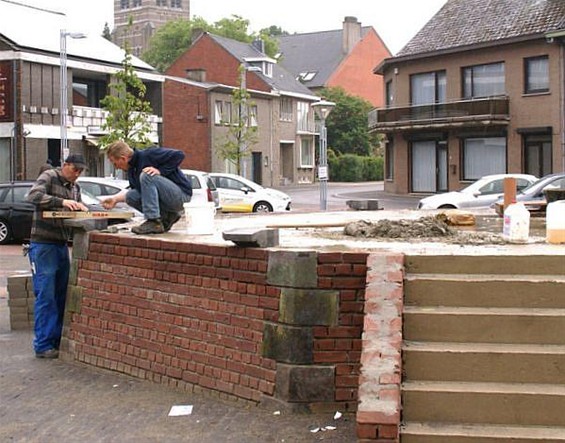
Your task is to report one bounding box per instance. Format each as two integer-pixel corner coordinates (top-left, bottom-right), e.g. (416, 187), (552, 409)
(183, 201), (216, 235)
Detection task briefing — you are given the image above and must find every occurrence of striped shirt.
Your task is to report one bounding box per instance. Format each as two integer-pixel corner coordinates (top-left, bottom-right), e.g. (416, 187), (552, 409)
(26, 168), (83, 244)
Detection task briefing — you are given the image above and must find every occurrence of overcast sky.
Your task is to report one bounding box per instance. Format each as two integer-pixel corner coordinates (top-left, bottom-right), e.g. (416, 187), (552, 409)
(20, 0), (447, 55)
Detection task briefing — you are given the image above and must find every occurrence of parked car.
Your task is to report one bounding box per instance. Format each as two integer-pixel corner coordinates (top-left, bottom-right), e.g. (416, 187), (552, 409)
(77, 176), (130, 201)
(209, 173), (292, 213)
(493, 172), (565, 212)
(0, 181), (133, 245)
(181, 169), (221, 209)
(417, 174), (538, 210)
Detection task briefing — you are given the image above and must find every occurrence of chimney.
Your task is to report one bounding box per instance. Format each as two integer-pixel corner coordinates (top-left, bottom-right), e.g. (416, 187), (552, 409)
(342, 16), (361, 54)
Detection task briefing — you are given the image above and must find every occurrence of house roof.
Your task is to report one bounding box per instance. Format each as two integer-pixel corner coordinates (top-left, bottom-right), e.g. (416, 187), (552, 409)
(0, 0), (155, 72)
(398, 0), (565, 57)
(277, 26), (372, 89)
(207, 33), (318, 99)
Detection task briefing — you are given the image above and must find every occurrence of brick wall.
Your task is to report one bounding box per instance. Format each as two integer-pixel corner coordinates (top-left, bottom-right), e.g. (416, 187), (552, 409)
(356, 253), (404, 442)
(61, 233), (371, 412)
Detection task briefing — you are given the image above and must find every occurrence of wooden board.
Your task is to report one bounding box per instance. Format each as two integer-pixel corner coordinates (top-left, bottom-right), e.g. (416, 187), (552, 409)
(43, 211), (134, 219)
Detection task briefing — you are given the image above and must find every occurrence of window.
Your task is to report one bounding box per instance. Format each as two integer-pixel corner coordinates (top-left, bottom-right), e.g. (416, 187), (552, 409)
(280, 98), (292, 121)
(132, 0), (142, 6)
(72, 79), (106, 108)
(411, 71), (446, 105)
(296, 101), (309, 132)
(525, 56), (549, 94)
(386, 80), (393, 107)
(300, 137), (313, 167)
(171, 0), (181, 7)
(120, 0), (129, 8)
(223, 102), (232, 125)
(462, 137), (506, 180)
(463, 62), (505, 98)
(298, 72), (317, 82)
(385, 139), (394, 180)
(156, 0), (166, 6)
(249, 105), (258, 127)
(214, 101), (223, 125)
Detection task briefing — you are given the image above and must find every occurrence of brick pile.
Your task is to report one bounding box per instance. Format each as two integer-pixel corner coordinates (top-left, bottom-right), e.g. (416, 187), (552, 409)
(7, 274), (34, 330)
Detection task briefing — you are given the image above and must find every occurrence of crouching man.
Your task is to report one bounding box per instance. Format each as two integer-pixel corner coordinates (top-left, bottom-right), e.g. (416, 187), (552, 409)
(102, 141), (192, 234)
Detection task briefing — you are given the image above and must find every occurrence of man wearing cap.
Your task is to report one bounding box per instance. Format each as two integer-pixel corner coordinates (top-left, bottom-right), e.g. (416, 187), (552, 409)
(26, 154), (89, 359)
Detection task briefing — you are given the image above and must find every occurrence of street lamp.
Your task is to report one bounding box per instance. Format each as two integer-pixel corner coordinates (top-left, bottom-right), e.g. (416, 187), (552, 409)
(311, 100), (335, 211)
(60, 29), (86, 165)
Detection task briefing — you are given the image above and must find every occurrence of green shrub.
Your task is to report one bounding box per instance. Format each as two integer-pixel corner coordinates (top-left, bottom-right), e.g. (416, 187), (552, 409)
(327, 152), (383, 182)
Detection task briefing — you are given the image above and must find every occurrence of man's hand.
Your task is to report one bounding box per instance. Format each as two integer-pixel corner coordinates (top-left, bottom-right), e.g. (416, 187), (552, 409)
(102, 198), (117, 210)
(142, 166), (160, 176)
(63, 199), (89, 211)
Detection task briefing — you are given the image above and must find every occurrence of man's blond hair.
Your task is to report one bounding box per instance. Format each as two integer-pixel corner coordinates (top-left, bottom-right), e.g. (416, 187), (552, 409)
(107, 141), (133, 160)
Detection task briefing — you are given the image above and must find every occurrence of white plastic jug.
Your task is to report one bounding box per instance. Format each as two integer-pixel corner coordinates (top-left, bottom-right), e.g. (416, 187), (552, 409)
(546, 200), (565, 244)
(502, 201), (530, 243)
(183, 201), (216, 235)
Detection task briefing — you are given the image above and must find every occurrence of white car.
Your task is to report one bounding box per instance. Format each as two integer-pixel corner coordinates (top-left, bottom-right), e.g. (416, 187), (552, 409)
(417, 173), (538, 210)
(77, 176), (130, 202)
(181, 169), (221, 209)
(209, 173), (291, 213)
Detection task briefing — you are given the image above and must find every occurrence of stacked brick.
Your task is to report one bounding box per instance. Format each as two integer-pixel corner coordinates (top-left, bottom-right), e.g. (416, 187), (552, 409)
(61, 233), (373, 413)
(7, 274), (34, 330)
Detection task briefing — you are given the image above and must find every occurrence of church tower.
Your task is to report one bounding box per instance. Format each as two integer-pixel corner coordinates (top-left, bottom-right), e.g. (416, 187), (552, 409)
(113, 0), (190, 57)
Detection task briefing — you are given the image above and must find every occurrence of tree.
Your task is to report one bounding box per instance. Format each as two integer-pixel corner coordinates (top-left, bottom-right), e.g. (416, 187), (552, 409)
(142, 16), (281, 73)
(99, 41), (154, 149)
(216, 65), (258, 175)
(319, 87), (381, 156)
(143, 17), (209, 73)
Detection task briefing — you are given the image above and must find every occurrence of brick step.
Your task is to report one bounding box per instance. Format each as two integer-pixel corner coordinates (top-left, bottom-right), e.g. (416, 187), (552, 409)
(404, 274), (565, 308)
(402, 381), (565, 427)
(405, 255), (565, 275)
(403, 341), (565, 384)
(401, 422), (565, 442)
(404, 306), (565, 344)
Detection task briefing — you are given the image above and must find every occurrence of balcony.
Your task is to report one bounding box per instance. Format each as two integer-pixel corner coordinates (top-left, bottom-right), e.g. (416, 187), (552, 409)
(369, 96), (510, 132)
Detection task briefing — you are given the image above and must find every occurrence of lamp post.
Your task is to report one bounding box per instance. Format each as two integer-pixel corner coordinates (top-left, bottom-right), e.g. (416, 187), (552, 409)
(311, 100), (335, 211)
(60, 29), (86, 165)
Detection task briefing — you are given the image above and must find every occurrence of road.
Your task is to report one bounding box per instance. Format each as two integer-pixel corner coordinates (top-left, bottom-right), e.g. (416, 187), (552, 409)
(278, 181), (423, 212)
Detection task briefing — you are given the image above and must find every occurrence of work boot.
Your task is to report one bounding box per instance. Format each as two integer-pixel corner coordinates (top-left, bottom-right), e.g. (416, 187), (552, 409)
(162, 211), (182, 232)
(131, 219), (164, 235)
(35, 349), (59, 359)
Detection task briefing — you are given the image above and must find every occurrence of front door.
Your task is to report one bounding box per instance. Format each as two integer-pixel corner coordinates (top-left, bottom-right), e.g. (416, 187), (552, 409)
(252, 152), (262, 185)
(411, 140), (448, 193)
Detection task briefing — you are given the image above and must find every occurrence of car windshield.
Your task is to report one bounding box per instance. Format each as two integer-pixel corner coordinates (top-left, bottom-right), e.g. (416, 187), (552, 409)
(518, 175), (558, 195)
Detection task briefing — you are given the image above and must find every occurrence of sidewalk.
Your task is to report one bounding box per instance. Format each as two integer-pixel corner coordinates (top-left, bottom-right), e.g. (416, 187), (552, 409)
(0, 248), (356, 443)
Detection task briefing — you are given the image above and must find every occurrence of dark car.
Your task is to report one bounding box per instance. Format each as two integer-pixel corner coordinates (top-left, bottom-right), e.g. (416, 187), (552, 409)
(0, 181), (131, 245)
(493, 172), (565, 213)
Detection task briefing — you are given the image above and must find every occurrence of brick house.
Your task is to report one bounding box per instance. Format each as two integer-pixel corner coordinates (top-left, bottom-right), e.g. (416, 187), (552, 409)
(371, 0), (565, 195)
(163, 32), (321, 187)
(0, 0), (164, 180)
(277, 16), (391, 108)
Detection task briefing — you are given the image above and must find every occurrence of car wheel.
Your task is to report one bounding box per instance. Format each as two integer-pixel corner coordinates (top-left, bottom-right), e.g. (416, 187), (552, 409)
(253, 201), (273, 213)
(438, 204), (457, 209)
(0, 219), (12, 245)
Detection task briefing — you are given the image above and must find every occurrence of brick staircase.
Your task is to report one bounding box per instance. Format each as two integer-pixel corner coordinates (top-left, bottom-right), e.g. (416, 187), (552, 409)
(400, 255), (565, 442)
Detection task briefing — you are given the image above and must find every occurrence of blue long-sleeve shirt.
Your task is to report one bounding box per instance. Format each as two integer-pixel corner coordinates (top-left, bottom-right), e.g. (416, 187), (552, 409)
(127, 147), (193, 196)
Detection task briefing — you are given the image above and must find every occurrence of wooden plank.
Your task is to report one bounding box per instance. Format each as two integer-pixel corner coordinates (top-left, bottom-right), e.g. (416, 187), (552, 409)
(42, 211), (134, 219)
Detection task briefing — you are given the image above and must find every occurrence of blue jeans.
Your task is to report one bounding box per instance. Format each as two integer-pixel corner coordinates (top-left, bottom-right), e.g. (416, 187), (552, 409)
(126, 172), (190, 220)
(28, 242), (70, 353)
